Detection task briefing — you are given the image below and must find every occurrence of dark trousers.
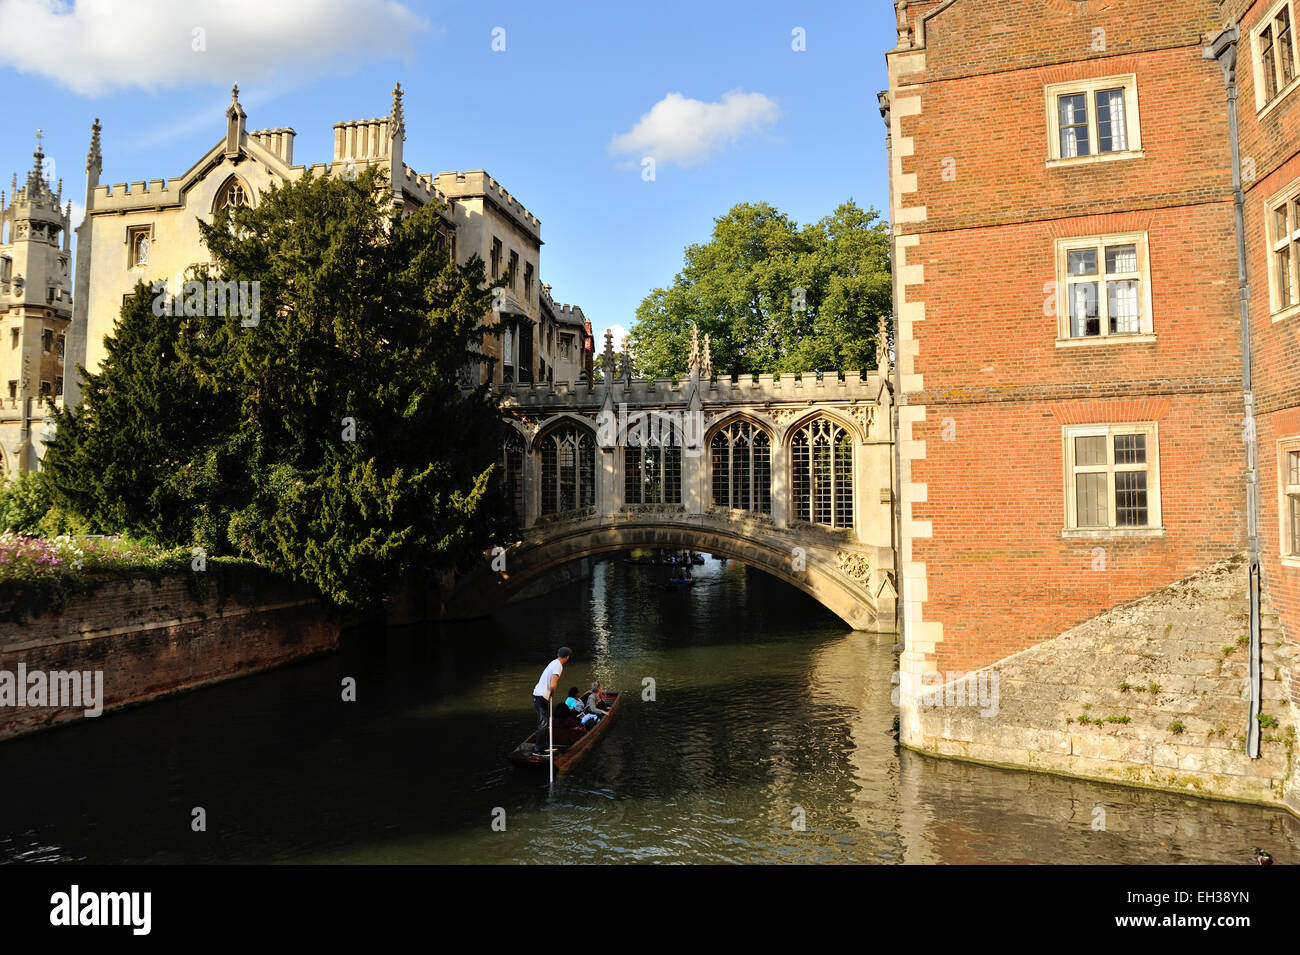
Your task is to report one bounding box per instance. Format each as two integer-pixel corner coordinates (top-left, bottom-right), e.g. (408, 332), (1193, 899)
(533, 695), (550, 752)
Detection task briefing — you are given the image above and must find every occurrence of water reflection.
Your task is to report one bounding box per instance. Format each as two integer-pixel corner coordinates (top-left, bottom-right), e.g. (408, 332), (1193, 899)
(0, 555), (1295, 864)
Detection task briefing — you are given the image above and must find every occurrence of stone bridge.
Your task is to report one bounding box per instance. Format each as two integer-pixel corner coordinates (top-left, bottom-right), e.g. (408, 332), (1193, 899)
(446, 336), (898, 632)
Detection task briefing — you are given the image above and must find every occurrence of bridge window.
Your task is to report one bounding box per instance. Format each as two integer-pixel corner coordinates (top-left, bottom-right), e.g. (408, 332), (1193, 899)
(710, 420), (771, 514)
(791, 418), (853, 528)
(502, 432), (524, 524)
(539, 425), (595, 515)
(625, 438), (681, 505)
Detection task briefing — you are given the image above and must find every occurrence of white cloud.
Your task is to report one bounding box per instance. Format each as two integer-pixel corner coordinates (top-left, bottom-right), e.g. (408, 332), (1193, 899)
(601, 324), (627, 353)
(609, 89), (779, 167)
(0, 0), (426, 95)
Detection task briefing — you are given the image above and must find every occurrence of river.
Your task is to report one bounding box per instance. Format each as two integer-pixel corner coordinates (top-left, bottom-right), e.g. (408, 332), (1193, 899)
(1, 556), (1297, 864)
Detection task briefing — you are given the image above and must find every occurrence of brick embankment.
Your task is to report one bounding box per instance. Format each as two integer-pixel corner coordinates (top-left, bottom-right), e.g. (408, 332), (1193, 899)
(0, 571), (341, 740)
(907, 554), (1300, 812)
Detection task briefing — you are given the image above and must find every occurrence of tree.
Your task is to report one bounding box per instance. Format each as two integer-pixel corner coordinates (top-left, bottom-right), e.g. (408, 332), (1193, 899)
(627, 200), (892, 377)
(45, 166), (508, 609)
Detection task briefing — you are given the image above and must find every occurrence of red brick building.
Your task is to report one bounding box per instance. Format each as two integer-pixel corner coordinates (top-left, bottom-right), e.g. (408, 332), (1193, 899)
(885, 0), (1299, 803)
(1222, 0), (1300, 741)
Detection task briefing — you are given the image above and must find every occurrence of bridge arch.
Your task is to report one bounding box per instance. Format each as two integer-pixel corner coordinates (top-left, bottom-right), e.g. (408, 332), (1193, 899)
(446, 518), (885, 632)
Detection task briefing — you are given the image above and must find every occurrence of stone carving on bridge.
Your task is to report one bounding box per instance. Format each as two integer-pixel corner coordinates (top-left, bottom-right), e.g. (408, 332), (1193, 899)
(836, 550), (872, 587)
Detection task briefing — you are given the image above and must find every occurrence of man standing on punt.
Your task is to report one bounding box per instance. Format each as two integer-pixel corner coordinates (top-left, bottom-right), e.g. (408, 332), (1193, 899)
(532, 647), (572, 756)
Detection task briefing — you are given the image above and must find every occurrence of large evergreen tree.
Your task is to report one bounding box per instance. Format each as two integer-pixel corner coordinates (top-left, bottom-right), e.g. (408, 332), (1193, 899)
(628, 200), (892, 377)
(45, 166), (508, 609)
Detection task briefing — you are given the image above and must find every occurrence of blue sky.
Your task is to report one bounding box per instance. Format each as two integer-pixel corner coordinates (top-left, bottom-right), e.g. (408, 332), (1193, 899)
(0, 0), (897, 348)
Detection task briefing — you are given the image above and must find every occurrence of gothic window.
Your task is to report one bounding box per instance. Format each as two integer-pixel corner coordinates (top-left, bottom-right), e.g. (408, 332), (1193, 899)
(711, 420), (772, 514)
(508, 250), (519, 290)
(625, 433), (682, 505)
(791, 418), (854, 528)
(128, 226), (152, 268)
(216, 178), (249, 211)
(502, 431), (525, 525)
(539, 424), (595, 515)
(491, 237), (502, 279)
(503, 325), (514, 384)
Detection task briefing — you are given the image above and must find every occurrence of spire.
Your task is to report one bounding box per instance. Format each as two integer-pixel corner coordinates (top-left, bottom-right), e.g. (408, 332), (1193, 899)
(702, 334), (712, 380)
(226, 84), (246, 159)
(391, 81), (406, 141)
(619, 341), (633, 382)
(876, 314), (890, 372)
(601, 328), (616, 378)
(86, 117), (102, 173)
(28, 128), (46, 193)
(688, 325), (701, 377)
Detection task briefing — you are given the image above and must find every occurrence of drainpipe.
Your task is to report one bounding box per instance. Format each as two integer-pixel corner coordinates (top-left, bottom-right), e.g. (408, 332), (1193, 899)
(1205, 25), (1261, 759)
(880, 88), (905, 644)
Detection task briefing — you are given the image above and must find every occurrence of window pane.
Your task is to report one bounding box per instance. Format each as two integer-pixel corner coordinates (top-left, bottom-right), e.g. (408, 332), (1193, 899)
(1076, 472), (1108, 526)
(625, 446), (642, 504)
(1279, 246), (1294, 308)
(711, 433), (728, 507)
(1290, 450), (1300, 486)
(1075, 435), (1107, 466)
(1115, 471), (1148, 526)
(1095, 88), (1128, 152)
(793, 433), (810, 522)
(1105, 244), (1138, 274)
(1291, 495), (1300, 555)
(1068, 249), (1098, 275)
(1059, 94), (1089, 157)
(1280, 9), (1296, 85)
(1108, 279), (1141, 333)
(754, 432), (772, 515)
(834, 431), (854, 528)
(1114, 433), (1146, 464)
(1263, 26), (1279, 100)
(1069, 282), (1099, 336)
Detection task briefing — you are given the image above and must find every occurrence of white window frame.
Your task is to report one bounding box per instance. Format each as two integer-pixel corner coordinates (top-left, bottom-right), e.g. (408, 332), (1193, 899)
(1266, 178), (1300, 320)
(1044, 75), (1143, 166)
(1062, 423), (1163, 537)
(1253, 0), (1300, 115)
(1278, 437), (1300, 567)
(1054, 232), (1155, 346)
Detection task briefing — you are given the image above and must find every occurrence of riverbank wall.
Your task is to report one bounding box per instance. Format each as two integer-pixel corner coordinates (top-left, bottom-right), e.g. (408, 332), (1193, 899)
(904, 554), (1300, 815)
(0, 568), (341, 741)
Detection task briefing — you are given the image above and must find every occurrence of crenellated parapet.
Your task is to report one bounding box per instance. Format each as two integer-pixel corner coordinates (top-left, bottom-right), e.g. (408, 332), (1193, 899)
(433, 169), (541, 240)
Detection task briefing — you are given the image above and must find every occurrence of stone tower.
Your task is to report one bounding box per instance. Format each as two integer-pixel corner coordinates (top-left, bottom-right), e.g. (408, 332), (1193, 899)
(0, 131), (73, 476)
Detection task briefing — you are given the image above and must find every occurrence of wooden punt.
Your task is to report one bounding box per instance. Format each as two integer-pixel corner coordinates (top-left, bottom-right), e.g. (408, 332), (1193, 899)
(508, 691), (622, 776)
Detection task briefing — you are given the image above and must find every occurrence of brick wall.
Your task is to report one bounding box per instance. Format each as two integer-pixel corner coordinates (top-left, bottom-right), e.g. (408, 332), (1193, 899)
(0, 573), (340, 740)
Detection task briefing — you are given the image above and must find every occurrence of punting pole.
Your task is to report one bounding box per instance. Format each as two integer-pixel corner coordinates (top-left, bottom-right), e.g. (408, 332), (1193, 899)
(548, 694), (554, 783)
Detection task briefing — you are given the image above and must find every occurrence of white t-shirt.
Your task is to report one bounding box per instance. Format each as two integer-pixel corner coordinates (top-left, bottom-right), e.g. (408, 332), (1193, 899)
(532, 659), (564, 700)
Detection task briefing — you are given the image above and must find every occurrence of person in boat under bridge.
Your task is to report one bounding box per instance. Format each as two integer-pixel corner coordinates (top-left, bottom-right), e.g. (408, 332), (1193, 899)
(531, 647), (571, 756)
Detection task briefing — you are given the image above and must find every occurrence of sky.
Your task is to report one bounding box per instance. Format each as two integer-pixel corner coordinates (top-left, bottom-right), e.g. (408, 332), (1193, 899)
(0, 0), (898, 351)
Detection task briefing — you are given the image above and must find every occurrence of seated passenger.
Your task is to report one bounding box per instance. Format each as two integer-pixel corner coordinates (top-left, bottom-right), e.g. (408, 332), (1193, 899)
(565, 687), (599, 728)
(585, 682), (610, 716)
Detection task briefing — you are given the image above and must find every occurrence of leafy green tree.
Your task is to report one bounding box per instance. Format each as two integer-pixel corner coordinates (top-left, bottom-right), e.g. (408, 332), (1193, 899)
(628, 200), (892, 377)
(42, 282), (243, 545)
(46, 166), (508, 609)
